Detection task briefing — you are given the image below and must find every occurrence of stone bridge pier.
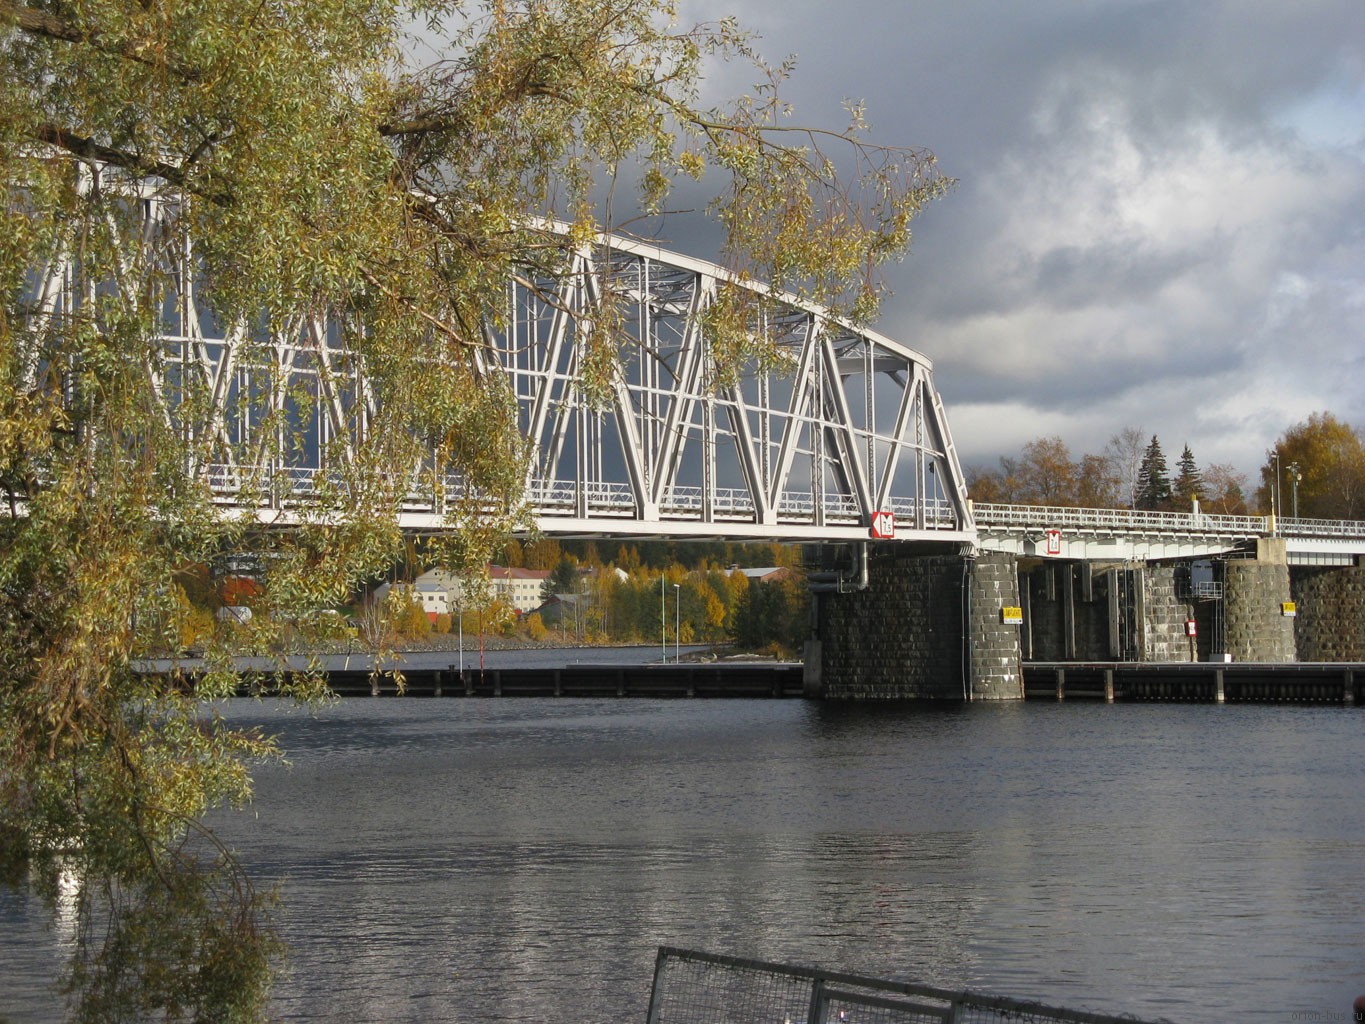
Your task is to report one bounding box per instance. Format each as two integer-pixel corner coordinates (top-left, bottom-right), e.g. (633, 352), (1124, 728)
(806, 540), (1365, 700)
(805, 546), (1024, 700)
(1292, 560), (1365, 661)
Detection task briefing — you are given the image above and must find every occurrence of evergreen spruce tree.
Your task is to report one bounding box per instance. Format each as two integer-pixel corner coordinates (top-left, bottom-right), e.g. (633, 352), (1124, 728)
(1173, 445), (1203, 509)
(543, 556), (581, 599)
(1136, 436), (1172, 510)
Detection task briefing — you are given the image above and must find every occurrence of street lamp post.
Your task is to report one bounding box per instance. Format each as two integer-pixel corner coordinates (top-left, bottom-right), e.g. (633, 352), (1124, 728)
(1288, 461), (1301, 519)
(673, 584), (681, 664)
(1268, 448), (1281, 530)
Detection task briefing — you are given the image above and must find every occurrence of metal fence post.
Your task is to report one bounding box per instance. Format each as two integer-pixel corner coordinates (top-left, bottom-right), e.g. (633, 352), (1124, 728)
(805, 977), (826, 1024)
(645, 948), (669, 1024)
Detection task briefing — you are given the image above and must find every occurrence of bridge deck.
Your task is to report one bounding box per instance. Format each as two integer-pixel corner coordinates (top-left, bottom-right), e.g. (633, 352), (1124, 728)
(973, 502), (1365, 562)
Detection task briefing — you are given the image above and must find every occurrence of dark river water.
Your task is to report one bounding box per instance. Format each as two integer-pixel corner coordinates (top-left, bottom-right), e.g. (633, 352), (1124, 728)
(3, 679), (1363, 1022)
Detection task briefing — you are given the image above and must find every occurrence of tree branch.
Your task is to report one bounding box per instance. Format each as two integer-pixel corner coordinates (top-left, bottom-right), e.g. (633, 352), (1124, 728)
(0, 0), (201, 81)
(31, 123), (232, 205)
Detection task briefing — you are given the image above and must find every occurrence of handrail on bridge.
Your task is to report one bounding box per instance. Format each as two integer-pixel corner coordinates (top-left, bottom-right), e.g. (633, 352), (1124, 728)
(970, 502), (1365, 540)
(204, 464), (1365, 542)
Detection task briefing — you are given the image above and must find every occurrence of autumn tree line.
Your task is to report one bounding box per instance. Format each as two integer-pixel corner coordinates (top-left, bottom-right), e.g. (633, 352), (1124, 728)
(378, 538), (809, 657)
(534, 554), (809, 655)
(966, 412), (1365, 520)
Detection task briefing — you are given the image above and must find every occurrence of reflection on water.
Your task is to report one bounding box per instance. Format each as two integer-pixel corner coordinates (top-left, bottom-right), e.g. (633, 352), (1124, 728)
(3, 698), (1363, 1022)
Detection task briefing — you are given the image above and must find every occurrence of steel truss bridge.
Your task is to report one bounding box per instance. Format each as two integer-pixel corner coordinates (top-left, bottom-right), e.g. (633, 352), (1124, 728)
(27, 182), (974, 546)
(24, 178), (1365, 560)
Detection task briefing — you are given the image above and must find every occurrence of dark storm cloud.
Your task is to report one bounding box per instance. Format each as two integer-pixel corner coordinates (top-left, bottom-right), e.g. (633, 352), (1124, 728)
(679, 0), (1365, 472)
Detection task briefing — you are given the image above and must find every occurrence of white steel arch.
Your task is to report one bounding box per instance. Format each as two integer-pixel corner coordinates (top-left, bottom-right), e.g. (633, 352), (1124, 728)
(23, 178), (975, 545)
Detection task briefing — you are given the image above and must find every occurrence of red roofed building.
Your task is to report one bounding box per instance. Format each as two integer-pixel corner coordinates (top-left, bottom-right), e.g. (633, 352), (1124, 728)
(487, 565), (552, 613)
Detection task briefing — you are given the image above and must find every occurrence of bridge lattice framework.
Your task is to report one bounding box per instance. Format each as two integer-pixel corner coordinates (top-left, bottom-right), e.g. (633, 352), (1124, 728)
(26, 180), (975, 547)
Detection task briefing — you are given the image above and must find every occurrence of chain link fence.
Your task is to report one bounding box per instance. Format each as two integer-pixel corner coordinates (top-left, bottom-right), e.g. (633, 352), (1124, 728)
(646, 947), (1171, 1024)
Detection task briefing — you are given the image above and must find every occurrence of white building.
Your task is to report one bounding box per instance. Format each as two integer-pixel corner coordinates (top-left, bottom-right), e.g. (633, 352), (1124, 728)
(486, 566), (552, 614)
(729, 566), (792, 584)
(373, 580), (450, 621)
(413, 565), (552, 616)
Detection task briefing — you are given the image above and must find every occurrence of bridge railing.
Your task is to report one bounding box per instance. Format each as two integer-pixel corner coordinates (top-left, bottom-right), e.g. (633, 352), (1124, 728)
(205, 464), (958, 531)
(526, 479), (637, 515)
(1278, 515), (1365, 537)
(773, 491), (862, 522)
(972, 502), (1266, 537)
(890, 495), (963, 528)
(201, 464), (1365, 541)
(972, 502), (1365, 540)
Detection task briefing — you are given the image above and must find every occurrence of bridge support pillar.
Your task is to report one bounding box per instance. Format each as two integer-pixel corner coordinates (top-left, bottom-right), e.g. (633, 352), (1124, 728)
(1224, 539), (1296, 663)
(965, 552), (1027, 699)
(812, 548), (1023, 700)
(802, 638), (823, 698)
(1290, 562), (1365, 662)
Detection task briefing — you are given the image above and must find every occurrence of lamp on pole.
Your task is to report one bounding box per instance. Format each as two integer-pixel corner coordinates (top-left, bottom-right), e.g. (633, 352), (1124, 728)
(1288, 461), (1301, 519)
(660, 574), (666, 663)
(1267, 447), (1281, 530)
(673, 584), (681, 664)
(1275, 449), (1282, 521)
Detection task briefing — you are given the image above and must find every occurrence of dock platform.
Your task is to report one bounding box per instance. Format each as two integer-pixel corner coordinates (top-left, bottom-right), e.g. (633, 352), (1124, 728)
(1023, 661), (1361, 704)
(322, 661), (806, 698)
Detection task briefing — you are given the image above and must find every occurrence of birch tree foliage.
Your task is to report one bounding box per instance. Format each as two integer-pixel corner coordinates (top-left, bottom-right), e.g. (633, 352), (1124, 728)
(1262, 412), (1365, 519)
(0, 0), (947, 1017)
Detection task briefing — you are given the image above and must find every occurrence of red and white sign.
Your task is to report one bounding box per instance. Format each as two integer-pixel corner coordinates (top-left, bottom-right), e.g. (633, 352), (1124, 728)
(870, 511), (895, 539)
(1044, 528), (1062, 556)
(1185, 619), (1198, 637)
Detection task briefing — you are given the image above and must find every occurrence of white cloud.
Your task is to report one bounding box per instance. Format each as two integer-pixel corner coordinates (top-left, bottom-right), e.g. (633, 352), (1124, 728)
(670, 0), (1365, 475)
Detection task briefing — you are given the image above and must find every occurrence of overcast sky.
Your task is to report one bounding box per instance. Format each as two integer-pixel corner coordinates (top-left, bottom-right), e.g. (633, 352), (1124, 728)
(665, 0), (1364, 478)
